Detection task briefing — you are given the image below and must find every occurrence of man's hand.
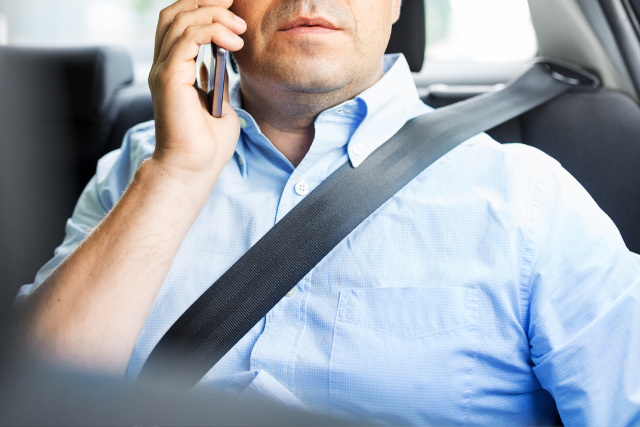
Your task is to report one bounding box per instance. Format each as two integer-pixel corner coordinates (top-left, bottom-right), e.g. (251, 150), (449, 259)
(149, 0), (246, 188)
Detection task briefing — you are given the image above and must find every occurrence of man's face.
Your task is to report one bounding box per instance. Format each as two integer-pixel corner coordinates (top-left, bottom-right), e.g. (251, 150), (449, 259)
(230, 0), (402, 94)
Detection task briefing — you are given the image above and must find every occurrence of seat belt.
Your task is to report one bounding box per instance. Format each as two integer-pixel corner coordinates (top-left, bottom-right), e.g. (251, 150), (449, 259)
(138, 60), (600, 389)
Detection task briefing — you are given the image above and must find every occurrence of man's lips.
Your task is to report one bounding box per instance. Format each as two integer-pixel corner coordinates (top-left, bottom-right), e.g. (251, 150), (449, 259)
(279, 17), (341, 34)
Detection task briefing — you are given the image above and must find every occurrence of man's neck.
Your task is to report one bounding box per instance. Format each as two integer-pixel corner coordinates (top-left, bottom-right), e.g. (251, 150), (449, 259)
(239, 64), (384, 167)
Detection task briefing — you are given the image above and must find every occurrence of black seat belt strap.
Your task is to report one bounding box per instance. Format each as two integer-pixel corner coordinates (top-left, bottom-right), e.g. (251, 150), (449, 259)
(138, 60), (600, 388)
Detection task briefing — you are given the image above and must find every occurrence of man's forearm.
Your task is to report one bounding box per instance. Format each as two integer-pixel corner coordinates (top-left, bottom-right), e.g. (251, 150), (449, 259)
(13, 158), (218, 374)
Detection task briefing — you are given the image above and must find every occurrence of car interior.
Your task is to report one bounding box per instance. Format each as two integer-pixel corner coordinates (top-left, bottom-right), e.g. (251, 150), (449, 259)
(1, 0), (640, 334)
(0, 0), (640, 423)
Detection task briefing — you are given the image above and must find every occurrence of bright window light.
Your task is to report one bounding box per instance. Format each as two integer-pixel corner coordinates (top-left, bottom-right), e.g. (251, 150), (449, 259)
(426, 0), (538, 63)
(0, 0), (173, 81)
(0, 0), (539, 81)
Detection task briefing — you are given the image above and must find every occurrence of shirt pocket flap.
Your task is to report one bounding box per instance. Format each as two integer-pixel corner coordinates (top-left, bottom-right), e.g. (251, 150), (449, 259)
(337, 286), (479, 339)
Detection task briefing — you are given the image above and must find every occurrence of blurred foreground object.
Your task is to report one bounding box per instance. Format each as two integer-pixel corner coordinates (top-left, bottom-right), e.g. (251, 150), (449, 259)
(0, 359), (346, 426)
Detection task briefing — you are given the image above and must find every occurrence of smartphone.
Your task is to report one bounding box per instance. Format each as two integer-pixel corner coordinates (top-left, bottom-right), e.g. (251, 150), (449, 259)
(208, 44), (228, 118)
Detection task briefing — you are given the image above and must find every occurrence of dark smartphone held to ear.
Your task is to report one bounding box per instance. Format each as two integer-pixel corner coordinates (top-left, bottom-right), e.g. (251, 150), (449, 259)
(208, 44), (227, 118)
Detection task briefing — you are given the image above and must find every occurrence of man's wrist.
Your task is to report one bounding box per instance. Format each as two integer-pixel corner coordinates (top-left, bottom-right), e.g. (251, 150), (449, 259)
(141, 157), (222, 198)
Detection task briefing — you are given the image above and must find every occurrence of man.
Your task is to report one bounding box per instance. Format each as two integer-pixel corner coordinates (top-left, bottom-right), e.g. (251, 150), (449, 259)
(12, 0), (640, 424)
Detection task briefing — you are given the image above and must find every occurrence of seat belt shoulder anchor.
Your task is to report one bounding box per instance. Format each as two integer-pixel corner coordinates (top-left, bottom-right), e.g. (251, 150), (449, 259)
(534, 57), (601, 91)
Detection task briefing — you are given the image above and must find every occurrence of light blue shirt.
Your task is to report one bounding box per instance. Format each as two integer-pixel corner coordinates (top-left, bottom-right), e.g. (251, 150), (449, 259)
(19, 54), (640, 425)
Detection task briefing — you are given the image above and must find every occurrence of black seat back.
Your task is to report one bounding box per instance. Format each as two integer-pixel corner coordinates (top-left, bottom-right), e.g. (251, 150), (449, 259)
(0, 46), (134, 306)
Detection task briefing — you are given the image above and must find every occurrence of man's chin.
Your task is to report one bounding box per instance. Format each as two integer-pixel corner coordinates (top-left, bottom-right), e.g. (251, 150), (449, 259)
(267, 60), (351, 94)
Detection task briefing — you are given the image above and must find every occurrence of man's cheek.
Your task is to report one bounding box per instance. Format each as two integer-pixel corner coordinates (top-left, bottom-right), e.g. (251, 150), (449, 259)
(229, 2), (265, 30)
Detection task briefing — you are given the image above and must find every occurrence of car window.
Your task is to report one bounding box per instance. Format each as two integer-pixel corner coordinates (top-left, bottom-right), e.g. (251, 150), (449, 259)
(426, 0), (538, 63)
(0, 0), (173, 82)
(0, 0), (538, 80)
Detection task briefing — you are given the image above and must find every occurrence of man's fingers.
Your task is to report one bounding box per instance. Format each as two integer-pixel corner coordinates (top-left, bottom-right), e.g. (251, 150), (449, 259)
(154, 0), (234, 65)
(157, 5), (245, 65)
(165, 23), (243, 80)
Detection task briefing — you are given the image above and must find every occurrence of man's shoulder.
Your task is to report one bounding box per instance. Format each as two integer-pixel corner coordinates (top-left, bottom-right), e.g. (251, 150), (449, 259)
(489, 138), (582, 196)
(498, 140), (560, 169)
(410, 100), (563, 185)
(471, 133), (559, 166)
(125, 120), (157, 160)
(89, 120), (157, 209)
(456, 134), (602, 231)
(101, 120), (156, 176)
(448, 133), (564, 187)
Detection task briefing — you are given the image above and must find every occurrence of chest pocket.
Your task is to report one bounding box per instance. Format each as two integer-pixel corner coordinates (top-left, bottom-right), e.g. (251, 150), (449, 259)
(329, 287), (480, 425)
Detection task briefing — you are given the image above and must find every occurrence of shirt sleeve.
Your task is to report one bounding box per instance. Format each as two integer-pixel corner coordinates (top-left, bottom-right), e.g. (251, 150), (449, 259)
(14, 121), (156, 301)
(526, 157), (640, 425)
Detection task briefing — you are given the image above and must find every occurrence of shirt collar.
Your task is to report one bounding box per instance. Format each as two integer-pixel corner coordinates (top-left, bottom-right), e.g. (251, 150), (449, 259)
(346, 54), (421, 167)
(228, 53), (421, 174)
(229, 79), (249, 177)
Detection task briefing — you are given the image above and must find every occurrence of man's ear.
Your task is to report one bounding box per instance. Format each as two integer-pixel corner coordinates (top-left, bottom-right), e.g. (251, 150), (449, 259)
(392, 0), (402, 25)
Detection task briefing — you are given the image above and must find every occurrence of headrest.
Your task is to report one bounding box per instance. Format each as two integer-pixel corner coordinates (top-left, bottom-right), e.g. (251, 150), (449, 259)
(385, 0), (426, 72)
(0, 46), (134, 122)
(0, 45), (135, 189)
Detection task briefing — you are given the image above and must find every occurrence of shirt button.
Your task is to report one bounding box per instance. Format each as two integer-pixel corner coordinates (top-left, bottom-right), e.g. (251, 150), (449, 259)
(295, 181), (309, 196)
(286, 287), (297, 297)
(353, 144), (365, 156)
(239, 118), (248, 128)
